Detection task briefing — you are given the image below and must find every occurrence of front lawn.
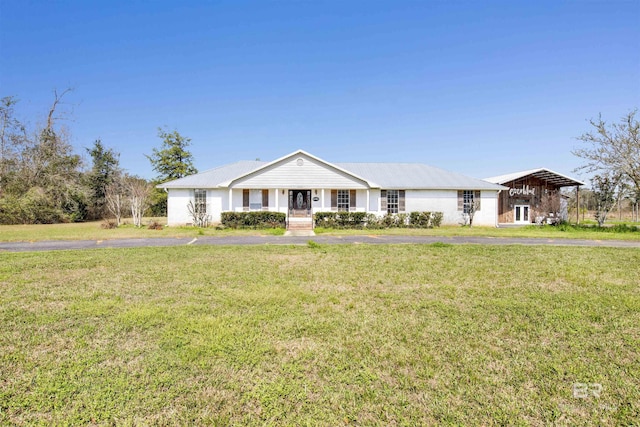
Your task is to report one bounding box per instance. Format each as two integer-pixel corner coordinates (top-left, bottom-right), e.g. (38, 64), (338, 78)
(315, 223), (640, 241)
(1, 244), (638, 425)
(0, 219), (283, 242)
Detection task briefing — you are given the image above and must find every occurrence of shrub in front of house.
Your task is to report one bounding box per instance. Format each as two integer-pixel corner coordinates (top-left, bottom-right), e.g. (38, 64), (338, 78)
(221, 211), (286, 229)
(430, 212), (444, 227)
(409, 211), (443, 228)
(315, 211), (367, 229)
(410, 211), (428, 228)
(314, 211), (443, 229)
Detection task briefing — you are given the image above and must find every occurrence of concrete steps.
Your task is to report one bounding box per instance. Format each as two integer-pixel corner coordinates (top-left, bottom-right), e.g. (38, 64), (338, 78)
(287, 218), (314, 231)
(287, 222), (313, 230)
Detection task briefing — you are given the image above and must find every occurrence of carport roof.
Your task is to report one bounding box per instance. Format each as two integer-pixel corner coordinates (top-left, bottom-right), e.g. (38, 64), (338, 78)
(484, 168), (584, 188)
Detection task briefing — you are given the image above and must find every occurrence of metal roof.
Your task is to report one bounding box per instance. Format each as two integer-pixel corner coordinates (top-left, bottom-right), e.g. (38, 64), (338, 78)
(336, 162), (505, 190)
(158, 150), (506, 191)
(157, 160), (265, 189)
(484, 168), (584, 187)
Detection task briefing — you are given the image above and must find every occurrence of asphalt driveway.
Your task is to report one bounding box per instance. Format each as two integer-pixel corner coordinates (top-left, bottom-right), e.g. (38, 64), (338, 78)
(0, 234), (639, 252)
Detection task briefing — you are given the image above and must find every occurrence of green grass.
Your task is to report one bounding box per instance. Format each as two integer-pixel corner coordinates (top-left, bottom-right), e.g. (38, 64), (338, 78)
(1, 219), (640, 243)
(315, 223), (640, 241)
(1, 244), (638, 425)
(0, 219), (285, 242)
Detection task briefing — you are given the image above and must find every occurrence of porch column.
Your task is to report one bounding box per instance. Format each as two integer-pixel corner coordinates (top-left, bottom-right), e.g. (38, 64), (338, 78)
(275, 189), (279, 213)
(321, 189), (325, 210)
(366, 189), (370, 213)
(496, 190), (501, 228)
(228, 188), (233, 211)
(576, 185), (580, 224)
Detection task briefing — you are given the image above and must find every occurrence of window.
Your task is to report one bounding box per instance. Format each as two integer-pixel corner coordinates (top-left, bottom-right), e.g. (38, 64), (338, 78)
(381, 190), (405, 213)
(387, 190), (399, 213)
(243, 189), (269, 211)
(194, 189), (207, 214)
(337, 190), (350, 211)
(458, 190), (481, 213)
(463, 190), (474, 214)
(331, 190), (356, 211)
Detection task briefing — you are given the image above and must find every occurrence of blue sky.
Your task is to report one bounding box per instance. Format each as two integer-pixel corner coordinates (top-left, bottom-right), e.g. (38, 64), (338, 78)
(1, 0), (638, 181)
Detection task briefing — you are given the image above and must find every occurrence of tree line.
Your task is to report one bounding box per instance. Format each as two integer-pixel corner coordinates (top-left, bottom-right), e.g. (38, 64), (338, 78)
(1, 90), (637, 227)
(0, 91), (197, 225)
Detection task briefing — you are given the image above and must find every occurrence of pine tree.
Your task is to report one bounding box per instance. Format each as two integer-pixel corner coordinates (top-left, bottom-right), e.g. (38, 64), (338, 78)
(147, 128), (198, 182)
(86, 139), (120, 219)
(146, 128), (198, 216)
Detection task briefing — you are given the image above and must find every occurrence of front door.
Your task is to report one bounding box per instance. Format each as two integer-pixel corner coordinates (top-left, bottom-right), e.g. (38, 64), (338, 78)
(514, 205), (530, 224)
(289, 189), (312, 217)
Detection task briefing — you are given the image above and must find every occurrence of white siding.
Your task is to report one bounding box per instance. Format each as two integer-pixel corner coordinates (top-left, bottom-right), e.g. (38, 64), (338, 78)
(232, 189), (244, 212)
(275, 189), (287, 213)
(168, 187), (499, 227)
(366, 189), (499, 226)
(167, 188), (225, 225)
(405, 190), (498, 226)
(209, 189), (224, 223)
(472, 191), (499, 227)
(167, 189), (191, 225)
(406, 190), (457, 223)
(354, 189), (367, 211)
(369, 189), (381, 211)
(232, 154), (369, 189)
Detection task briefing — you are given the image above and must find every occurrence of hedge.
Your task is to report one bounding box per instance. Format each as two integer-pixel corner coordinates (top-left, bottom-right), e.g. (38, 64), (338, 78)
(221, 211), (286, 229)
(219, 211), (443, 230)
(314, 211), (443, 229)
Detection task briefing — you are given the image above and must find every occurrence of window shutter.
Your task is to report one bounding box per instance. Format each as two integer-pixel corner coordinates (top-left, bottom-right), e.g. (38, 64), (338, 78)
(457, 190), (464, 211)
(243, 189), (249, 209)
(262, 189), (269, 210)
(349, 190), (356, 210)
(474, 190), (481, 211)
(381, 190), (387, 212)
(331, 190), (337, 211)
(398, 190), (406, 212)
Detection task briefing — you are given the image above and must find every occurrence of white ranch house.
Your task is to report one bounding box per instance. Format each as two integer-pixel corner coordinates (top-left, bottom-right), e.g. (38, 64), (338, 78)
(159, 150), (507, 228)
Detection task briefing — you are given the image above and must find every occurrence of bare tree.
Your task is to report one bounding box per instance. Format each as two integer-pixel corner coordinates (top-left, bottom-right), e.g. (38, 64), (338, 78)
(105, 174), (127, 226)
(126, 176), (152, 227)
(0, 89), (90, 224)
(460, 200), (480, 227)
(16, 89), (85, 222)
(187, 200), (210, 227)
(573, 110), (640, 195)
(46, 88), (74, 131)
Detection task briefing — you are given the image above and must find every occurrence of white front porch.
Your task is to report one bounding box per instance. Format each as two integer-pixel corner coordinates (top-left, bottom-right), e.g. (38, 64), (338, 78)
(226, 187), (375, 215)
